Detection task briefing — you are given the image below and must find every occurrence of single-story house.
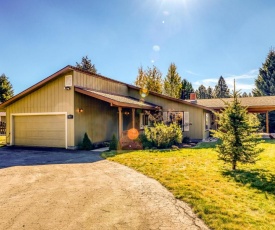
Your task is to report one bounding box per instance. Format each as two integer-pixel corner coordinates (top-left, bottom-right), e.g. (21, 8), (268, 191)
(0, 66), (214, 149)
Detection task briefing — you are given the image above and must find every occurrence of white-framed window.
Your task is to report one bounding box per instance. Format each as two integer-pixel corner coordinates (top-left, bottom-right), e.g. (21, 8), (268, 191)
(184, 112), (189, 131)
(163, 111), (184, 130)
(205, 113), (211, 130)
(140, 113), (153, 129)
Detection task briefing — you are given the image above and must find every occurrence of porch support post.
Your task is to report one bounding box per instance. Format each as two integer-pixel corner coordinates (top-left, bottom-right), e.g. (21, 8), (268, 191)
(132, 108), (135, 129)
(118, 107), (123, 140)
(266, 111), (269, 133)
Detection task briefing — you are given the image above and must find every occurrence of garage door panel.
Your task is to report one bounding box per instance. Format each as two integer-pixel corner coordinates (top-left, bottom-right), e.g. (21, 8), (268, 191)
(14, 115), (66, 148)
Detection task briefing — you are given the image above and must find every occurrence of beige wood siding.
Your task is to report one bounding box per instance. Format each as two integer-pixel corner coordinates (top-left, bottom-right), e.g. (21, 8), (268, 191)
(6, 73), (75, 147)
(13, 114), (66, 148)
(128, 88), (205, 139)
(73, 72), (128, 95)
(74, 92), (118, 145)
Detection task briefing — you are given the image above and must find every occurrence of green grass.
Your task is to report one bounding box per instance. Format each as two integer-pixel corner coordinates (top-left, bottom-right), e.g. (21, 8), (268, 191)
(102, 139), (275, 230)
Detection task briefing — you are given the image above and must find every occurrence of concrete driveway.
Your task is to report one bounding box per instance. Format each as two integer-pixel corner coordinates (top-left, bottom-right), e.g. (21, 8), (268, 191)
(0, 147), (209, 230)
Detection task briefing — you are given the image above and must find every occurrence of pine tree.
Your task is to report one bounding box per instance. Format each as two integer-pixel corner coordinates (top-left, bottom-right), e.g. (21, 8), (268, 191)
(196, 85), (207, 99)
(81, 132), (94, 150)
(180, 79), (194, 100)
(214, 76), (230, 98)
(109, 134), (118, 150)
(253, 49), (275, 132)
(241, 92), (248, 97)
(212, 82), (263, 170)
(134, 66), (147, 89)
(206, 86), (214, 99)
(76, 56), (97, 74)
(0, 74), (14, 103)
(163, 63), (182, 98)
(134, 65), (163, 94)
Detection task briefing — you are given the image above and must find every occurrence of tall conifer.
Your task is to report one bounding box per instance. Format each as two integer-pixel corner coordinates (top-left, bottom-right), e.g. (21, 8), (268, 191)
(0, 74), (14, 103)
(253, 49), (275, 132)
(214, 76), (230, 98)
(163, 63), (182, 98)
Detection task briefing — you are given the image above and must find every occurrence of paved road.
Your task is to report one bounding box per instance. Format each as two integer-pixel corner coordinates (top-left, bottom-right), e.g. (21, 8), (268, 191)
(0, 147), (209, 230)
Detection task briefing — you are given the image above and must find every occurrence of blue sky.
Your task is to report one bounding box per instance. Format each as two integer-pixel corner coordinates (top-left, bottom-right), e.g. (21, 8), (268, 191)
(1, 0), (275, 95)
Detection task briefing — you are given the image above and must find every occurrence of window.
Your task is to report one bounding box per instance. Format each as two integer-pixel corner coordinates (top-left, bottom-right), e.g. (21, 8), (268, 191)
(163, 111), (184, 130)
(140, 113), (152, 129)
(205, 113), (210, 130)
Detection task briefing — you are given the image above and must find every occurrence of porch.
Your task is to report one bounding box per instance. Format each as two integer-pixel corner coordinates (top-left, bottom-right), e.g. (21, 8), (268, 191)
(75, 87), (161, 148)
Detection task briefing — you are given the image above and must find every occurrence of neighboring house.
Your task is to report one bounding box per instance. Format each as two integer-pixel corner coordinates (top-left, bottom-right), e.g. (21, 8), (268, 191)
(0, 111), (6, 136)
(0, 112), (6, 123)
(0, 66), (213, 149)
(191, 96), (275, 133)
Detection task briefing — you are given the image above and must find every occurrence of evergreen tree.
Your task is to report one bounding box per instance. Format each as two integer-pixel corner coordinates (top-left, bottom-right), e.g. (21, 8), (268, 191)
(76, 55), (97, 74)
(254, 49), (275, 96)
(214, 76), (230, 98)
(81, 132), (94, 150)
(134, 66), (147, 89)
(196, 85), (207, 99)
(109, 134), (118, 150)
(241, 92), (248, 97)
(206, 86), (214, 99)
(212, 82), (263, 170)
(134, 65), (163, 94)
(0, 74), (14, 103)
(180, 79), (194, 100)
(253, 49), (275, 132)
(163, 63), (182, 98)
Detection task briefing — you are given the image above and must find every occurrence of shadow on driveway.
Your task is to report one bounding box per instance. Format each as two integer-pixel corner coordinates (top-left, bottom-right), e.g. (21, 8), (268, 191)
(0, 146), (103, 169)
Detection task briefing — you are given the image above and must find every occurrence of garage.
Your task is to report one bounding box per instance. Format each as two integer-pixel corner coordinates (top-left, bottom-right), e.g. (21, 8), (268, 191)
(12, 114), (66, 148)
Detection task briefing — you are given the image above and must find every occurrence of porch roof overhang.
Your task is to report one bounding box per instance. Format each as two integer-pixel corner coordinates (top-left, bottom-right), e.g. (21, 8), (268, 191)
(75, 86), (161, 110)
(190, 96), (275, 113)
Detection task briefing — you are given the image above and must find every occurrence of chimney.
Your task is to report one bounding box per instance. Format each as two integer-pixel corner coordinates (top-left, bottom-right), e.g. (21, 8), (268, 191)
(190, 93), (197, 101)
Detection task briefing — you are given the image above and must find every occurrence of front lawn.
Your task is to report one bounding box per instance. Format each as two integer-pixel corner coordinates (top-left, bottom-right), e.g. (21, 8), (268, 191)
(102, 140), (275, 230)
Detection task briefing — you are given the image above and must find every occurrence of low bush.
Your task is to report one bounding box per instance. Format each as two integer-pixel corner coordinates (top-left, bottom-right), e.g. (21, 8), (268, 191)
(138, 133), (154, 149)
(144, 122), (182, 148)
(109, 134), (118, 150)
(81, 132), (94, 150)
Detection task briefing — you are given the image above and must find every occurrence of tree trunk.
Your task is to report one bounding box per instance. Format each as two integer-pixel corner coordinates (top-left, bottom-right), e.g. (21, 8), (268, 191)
(232, 160), (237, 170)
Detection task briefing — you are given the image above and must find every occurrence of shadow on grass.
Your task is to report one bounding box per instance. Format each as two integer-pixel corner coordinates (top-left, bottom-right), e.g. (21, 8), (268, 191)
(262, 139), (275, 144)
(192, 140), (221, 149)
(223, 169), (275, 195)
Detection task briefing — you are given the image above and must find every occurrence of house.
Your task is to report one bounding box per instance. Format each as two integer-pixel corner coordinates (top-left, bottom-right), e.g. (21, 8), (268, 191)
(191, 96), (275, 133)
(0, 66), (214, 149)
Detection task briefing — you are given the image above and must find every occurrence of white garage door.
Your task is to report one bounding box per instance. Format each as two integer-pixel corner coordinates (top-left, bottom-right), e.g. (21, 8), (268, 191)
(13, 114), (66, 148)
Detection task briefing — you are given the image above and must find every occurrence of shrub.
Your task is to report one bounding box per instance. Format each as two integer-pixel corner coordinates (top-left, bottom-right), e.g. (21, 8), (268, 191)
(138, 133), (154, 149)
(81, 132), (94, 150)
(109, 134), (118, 150)
(182, 136), (190, 143)
(144, 122), (182, 148)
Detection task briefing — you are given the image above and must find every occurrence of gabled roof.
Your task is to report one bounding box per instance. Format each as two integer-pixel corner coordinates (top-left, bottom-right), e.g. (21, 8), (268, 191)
(75, 87), (160, 110)
(191, 96), (275, 112)
(126, 84), (214, 112)
(0, 65), (131, 108)
(0, 65), (212, 112)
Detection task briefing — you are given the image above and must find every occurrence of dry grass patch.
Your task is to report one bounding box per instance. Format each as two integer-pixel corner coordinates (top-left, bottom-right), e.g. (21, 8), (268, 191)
(102, 140), (275, 230)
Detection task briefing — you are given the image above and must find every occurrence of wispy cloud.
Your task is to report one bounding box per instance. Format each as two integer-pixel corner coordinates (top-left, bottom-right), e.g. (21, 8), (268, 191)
(185, 70), (204, 77)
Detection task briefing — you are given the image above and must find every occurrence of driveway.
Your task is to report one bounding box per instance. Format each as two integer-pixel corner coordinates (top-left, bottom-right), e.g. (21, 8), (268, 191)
(0, 147), (209, 230)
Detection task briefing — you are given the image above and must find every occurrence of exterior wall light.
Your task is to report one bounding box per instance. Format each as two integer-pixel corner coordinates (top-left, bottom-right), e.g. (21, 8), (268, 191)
(64, 86), (71, 90)
(78, 108), (84, 113)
